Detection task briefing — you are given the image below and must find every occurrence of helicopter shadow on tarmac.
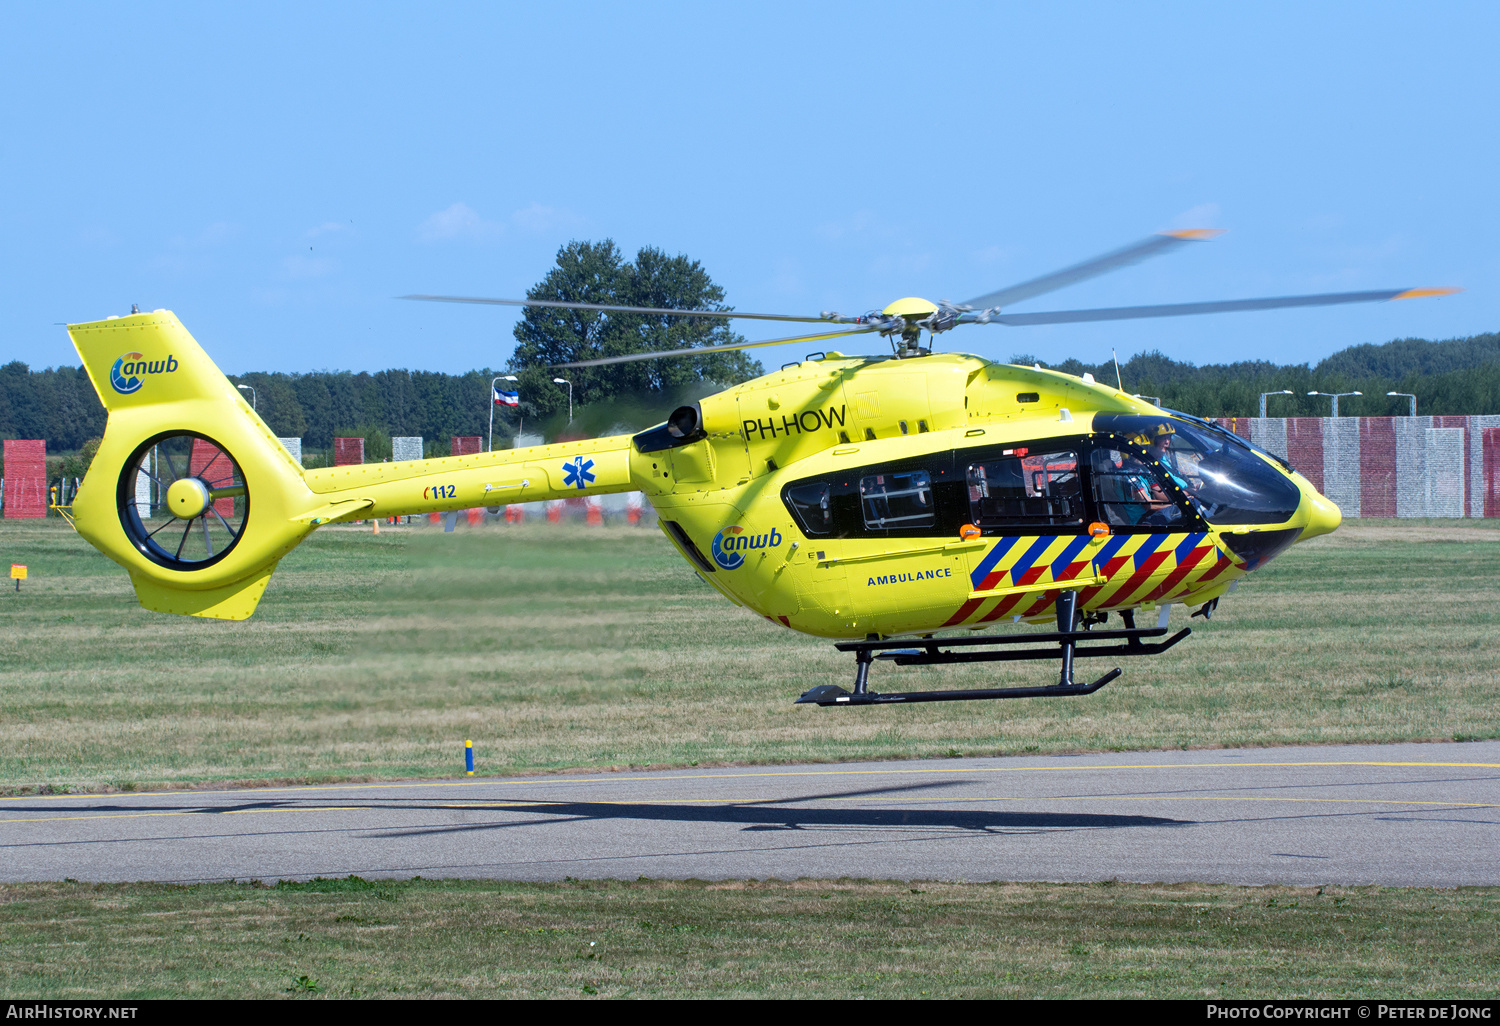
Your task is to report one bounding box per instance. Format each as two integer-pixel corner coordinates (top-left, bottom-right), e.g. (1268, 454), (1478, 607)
(362, 780), (1191, 838)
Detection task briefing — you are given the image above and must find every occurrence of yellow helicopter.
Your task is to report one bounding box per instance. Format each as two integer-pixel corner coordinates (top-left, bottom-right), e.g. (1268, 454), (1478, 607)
(62, 230), (1456, 706)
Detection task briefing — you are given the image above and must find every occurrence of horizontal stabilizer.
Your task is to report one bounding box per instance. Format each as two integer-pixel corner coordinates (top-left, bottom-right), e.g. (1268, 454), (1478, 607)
(129, 563), (278, 621)
(294, 498), (376, 525)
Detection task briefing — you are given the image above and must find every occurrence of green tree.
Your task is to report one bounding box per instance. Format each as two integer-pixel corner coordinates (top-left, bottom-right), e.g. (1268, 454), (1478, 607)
(508, 240), (764, 418)
(58, 437), (102, 479)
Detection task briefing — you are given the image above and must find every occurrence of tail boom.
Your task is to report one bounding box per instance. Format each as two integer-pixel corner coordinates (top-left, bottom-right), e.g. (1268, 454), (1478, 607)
(300, 436), (634, 520)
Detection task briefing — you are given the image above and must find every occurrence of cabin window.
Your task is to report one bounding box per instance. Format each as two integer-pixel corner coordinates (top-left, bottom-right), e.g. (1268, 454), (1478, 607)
(966, 450), (1084, 529)
(783, 481), (834, 537)
(859, 470), (935, 530)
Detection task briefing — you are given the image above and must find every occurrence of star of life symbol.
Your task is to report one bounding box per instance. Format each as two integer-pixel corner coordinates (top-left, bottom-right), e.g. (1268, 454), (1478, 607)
(562, 457), (596, 489)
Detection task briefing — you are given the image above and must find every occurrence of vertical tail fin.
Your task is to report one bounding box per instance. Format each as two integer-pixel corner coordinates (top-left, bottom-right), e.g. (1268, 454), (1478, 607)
(65, 310), (646, 621)
(67, 310), (315, 620)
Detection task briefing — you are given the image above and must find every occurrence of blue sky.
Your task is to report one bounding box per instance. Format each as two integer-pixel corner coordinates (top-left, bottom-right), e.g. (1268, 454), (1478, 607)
(2, 2), (1495, 376)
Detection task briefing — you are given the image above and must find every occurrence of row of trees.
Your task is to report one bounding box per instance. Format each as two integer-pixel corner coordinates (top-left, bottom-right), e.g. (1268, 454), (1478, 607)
(2, 240), (1498, 459)
(0, 362), (104, 452)
(1035, 331), (1500, 419)
(0, 242), (768, 464)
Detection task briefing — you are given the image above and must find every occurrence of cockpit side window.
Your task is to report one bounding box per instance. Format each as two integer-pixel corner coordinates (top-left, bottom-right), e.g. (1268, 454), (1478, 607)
(1093, 414), (1301, 526)
(1089, 447), (1190, 529)
(966, 449), (1084, 530)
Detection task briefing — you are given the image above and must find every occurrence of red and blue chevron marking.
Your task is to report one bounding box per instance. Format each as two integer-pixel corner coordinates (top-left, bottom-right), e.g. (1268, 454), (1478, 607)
(945, 530), (1233, 629)
(968, 535), (1022, 590)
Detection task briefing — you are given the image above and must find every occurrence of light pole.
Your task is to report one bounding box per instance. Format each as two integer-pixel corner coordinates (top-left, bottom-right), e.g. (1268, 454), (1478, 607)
(1387, 391), (1417, 417)
(1307, 390), (1362, 417)
(236, 384), (256, 411)
(489, 375), (518, 452)
(552, 377), (573, 423)
(1259, 390), (1293, 418)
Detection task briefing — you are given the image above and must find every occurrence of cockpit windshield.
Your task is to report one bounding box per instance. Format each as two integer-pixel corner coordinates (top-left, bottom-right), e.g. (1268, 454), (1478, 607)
(1162, 408), (1296, 474)
(1093, 414), (1303, 526)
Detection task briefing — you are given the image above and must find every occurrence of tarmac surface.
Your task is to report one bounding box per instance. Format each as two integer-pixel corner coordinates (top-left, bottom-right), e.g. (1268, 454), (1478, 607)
(2, 740), (1497, 887)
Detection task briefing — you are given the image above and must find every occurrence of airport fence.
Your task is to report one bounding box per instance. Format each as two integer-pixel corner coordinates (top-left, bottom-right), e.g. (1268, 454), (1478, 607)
(7, 415), (1498, 519)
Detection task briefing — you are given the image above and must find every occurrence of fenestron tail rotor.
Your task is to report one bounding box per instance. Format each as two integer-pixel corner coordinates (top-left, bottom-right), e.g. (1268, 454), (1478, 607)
(118, 432), (249, 571)
(403, 229), (1460, 364)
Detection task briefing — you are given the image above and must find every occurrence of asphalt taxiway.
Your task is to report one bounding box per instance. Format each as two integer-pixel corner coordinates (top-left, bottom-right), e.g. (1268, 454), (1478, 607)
(2, 740), (1496, 886)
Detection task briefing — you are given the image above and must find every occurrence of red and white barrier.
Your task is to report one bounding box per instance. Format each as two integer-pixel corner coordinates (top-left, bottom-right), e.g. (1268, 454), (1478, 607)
(2, 439), (46, 518)
(333, 437), (364, 466)
(1220, 415), (1500, 518)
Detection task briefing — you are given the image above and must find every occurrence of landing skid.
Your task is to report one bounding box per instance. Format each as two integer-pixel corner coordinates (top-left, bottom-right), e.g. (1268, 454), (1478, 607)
(796, 592), (1191, 707)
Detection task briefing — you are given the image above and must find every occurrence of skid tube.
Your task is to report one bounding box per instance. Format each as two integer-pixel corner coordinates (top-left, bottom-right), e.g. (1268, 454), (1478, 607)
(796, 593), (1192, 707)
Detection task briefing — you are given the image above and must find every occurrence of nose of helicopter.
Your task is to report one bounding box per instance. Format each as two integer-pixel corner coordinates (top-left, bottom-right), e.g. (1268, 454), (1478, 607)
(1296, 486), (1342, 542)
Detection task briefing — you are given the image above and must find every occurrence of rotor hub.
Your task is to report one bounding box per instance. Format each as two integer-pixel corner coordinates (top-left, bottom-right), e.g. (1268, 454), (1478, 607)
(880, 297), (939, 319)
(166, 477), (212, 519)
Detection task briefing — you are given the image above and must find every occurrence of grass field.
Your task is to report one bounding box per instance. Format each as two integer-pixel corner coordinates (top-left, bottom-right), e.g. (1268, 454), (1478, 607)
(0, 516), (1497, 791)
(2, 877), (1497, 999)
(2, 518), (1497, 1000)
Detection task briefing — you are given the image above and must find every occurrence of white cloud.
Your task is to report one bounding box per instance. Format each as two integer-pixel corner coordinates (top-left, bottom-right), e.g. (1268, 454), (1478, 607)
(145, 223), (240, 275)
(510, 202), (587, 235)
(1332, 235), (1406, 264)
(816, 210), (878, 243)
(971, 244), (1013, 265)
(197, 222), (239, 246)
(78, 226), (118, 248)
(417, 202), (503, 242)
(282, 254), (339, 279)
(869, 251), (933, 278)
(160, 221), (240, 252)
(1301, 213), (1344, 235)
(306, 221), (352, 238)
(1167, 203), (1221, 231)
(417, 200), (587, 242)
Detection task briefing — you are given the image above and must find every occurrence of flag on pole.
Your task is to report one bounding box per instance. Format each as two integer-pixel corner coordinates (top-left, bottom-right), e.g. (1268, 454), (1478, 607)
(493, 387), (519, 407)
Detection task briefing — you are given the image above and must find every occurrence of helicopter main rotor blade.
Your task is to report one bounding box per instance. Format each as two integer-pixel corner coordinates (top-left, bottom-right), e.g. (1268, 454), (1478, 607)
(982, 287), (1461, 326)
(401, 294), (832, 325)
(549, 326), (879, 369)
(962, 229), (1223, 311)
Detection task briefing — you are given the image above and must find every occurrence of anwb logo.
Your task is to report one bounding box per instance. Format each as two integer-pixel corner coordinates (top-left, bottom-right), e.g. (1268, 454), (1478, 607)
(710, 525), (782, 570)
(110, 352), (178, 395)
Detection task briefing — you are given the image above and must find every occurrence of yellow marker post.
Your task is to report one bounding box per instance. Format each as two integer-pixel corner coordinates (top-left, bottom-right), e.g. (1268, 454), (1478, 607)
(10, 565), (27, 593)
